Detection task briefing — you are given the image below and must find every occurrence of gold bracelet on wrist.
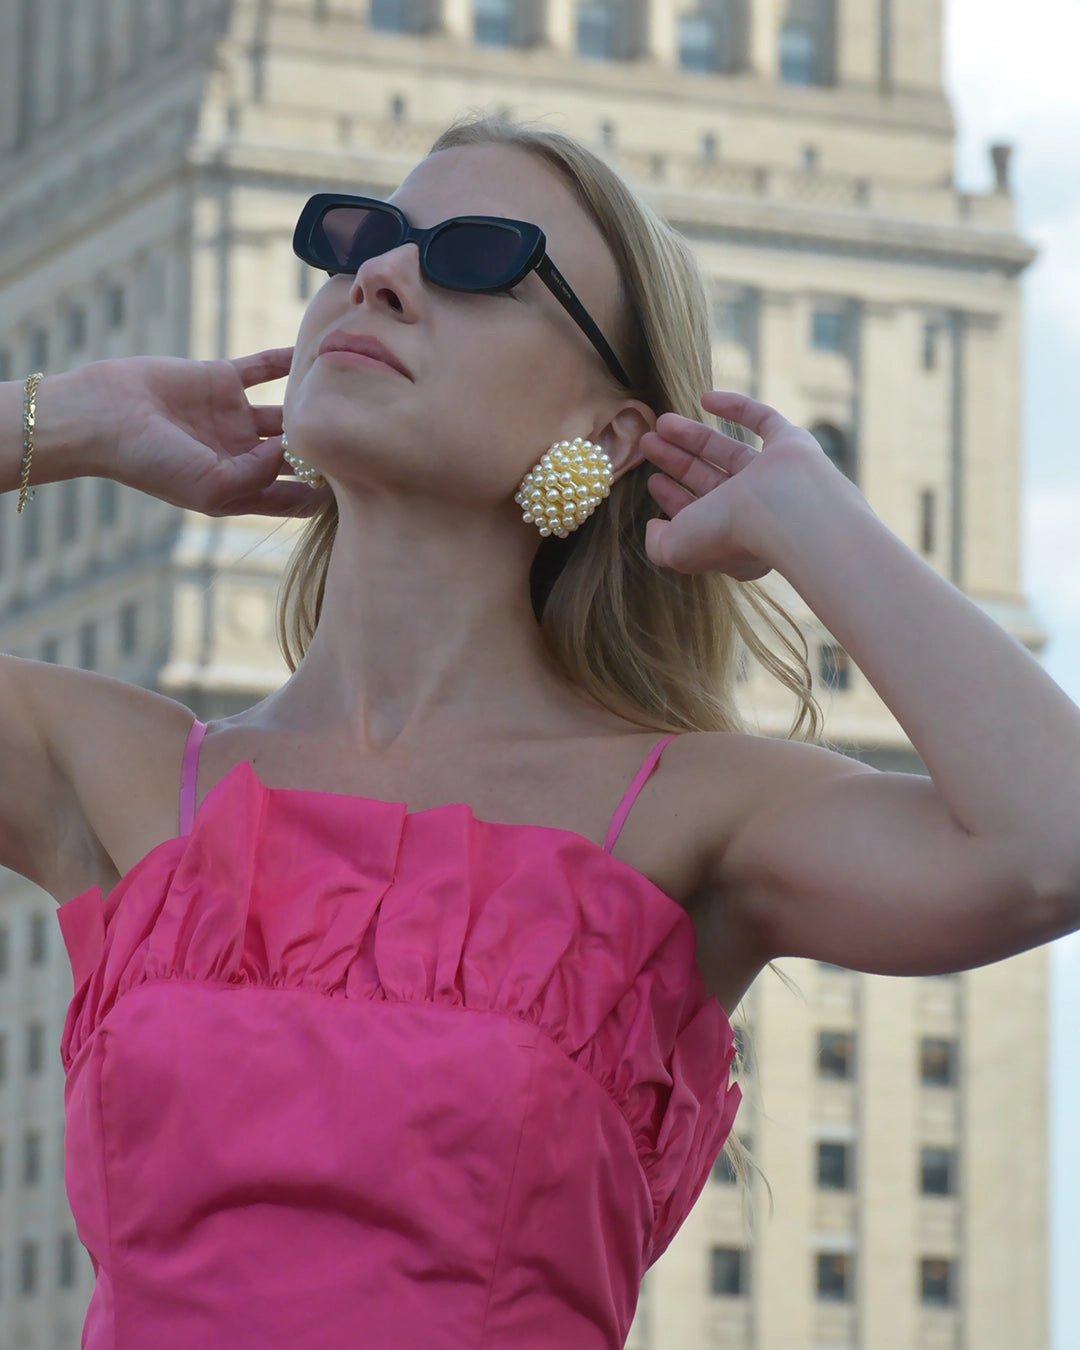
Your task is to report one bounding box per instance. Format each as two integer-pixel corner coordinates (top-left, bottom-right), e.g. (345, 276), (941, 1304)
(18, 372), (43, 515)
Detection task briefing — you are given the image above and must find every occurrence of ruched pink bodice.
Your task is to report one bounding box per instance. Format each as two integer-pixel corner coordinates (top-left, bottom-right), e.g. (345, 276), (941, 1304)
(58, 719), (740, 1349)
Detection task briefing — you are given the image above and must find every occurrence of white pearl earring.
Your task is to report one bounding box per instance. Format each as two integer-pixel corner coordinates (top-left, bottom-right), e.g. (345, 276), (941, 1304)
(514, 437), (613, 538)
(281, 433), (327, 488)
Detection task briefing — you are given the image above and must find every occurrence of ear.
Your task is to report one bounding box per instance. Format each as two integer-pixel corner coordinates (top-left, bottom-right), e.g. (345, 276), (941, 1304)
(595, 399), (657, 482)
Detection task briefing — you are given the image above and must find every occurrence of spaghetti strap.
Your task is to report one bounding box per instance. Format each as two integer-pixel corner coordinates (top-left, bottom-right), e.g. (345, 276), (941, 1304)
(602, 734), (679, 853)
(179, 717), (208, 837)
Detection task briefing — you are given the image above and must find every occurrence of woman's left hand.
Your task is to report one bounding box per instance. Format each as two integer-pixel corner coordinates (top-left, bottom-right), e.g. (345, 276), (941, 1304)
(639, 390), (859, 581)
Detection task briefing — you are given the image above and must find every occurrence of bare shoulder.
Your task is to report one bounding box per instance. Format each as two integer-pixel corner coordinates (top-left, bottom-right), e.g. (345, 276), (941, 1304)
(10, 658), (197, 905)
(661, 728), (877, 1005)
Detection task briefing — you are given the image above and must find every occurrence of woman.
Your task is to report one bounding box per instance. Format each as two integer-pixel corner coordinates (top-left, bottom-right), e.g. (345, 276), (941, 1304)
(0, 115), (1076, 1349)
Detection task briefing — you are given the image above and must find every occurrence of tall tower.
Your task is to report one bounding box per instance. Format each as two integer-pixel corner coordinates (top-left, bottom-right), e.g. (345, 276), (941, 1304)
(0, 3), (1046, 1348)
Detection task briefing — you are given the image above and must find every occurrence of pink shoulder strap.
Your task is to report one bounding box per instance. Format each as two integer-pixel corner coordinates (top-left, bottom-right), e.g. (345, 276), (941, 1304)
(602, 734), (679, 853)
(179, 717), (208, 836)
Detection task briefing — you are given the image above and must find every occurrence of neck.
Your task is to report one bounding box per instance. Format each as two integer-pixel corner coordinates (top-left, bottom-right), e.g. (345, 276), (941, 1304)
(269, 490), (595, 752)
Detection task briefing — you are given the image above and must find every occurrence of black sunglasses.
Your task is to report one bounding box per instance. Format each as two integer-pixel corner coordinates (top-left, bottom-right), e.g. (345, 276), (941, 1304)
(292, 193), (631, 388)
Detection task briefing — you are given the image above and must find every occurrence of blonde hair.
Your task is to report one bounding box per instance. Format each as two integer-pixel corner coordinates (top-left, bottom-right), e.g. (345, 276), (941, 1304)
(277, 111), (818, 1211)
(277, 112), (822, 748)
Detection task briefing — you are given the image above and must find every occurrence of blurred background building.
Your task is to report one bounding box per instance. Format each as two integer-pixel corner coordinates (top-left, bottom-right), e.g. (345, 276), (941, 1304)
(0, 1), (1048, 1347)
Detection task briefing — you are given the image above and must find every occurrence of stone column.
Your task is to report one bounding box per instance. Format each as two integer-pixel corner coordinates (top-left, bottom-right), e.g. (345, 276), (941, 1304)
(439, 0), (472, 39)
(540, 0), (576, 51)
(836, 0), (878, 84)
(641, 0), (678, 65)
(746, 0), (780, 77)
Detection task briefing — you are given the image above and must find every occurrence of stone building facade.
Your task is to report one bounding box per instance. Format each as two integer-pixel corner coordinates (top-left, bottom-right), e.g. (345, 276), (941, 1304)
(0, 2), (1048, 1347)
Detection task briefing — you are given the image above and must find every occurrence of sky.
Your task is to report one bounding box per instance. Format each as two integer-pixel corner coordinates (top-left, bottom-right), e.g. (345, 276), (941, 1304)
(941, 1), (1080, 1345)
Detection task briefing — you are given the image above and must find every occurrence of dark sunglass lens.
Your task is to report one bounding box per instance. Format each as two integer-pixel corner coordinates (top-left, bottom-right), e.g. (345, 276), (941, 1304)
(317, 207), (401, 272)
(427, 222), (526, 289)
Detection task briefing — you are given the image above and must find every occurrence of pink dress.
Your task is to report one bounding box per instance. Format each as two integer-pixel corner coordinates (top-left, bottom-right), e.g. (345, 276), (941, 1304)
(58, 718), (740, 1349)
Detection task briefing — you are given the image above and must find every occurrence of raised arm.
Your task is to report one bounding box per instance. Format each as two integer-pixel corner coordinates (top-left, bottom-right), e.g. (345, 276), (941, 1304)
(640, 391), (1080, 977)
(0, 351), (331, 518)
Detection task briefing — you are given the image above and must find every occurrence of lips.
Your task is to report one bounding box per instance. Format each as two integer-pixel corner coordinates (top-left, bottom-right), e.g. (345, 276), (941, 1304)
(318, 330), (413, 379)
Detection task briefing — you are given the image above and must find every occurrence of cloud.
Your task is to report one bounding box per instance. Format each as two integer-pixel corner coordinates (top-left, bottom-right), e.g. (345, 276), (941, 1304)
(946, 0), (1080, 142)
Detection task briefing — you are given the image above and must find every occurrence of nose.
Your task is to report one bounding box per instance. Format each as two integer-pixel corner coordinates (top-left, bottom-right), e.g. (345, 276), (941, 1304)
(348, 242), (421, 317)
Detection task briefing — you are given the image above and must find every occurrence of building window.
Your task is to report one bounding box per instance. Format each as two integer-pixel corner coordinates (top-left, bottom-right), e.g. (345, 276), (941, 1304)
(30, 327), (49, 371)
(680, 1), (743, 73)
(29, 912), (47, 964)
(810, 423), (853, 477)
(98, 477), (118, 527)
(41, 636), (60, 664)
(733, 1023), (754, 1075)
(816, 1251), (854, 1301)
(59, 1233), (79, 1288)
(712, 295), (743, 344)
(577, 2), (616, 59)
(801, 143), (819, 171)
(921, 1257), (957, 1306)
(23, 1131), (42, 1185)
(78, 619), (97, 672)
(711, 1246), (749, 1296)
(920, 1037), (958, 1087)
(818, 1030), (855, 1079)
(711, 1138), (749, 1185)
(779, 0), (835, 85)
(60, 479), (80, 542)
(919, 488), (936, 555)
(370, 0), (411, 31)
(19, 1239), (39, 1295)
(389, 93), (407, 122)
(66, 305), (87, 351)
(475, 0), (515, 45)
(819, 642), (850, 691)
(920, 1147), (958, 1196)
(26, 1021), (45, 1075)
(701, 131), (718, 159)
(817, 1141), (854, 1190)
(811, 307), (846, 352)
(106, 284), (126, 329)
(120, 601), (138, 655)
(598, 119), (616, 150)
(922, 321), (939, 370)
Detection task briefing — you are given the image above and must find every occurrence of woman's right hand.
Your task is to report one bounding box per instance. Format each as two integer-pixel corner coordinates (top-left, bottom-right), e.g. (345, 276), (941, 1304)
(76, 347), (332, 517)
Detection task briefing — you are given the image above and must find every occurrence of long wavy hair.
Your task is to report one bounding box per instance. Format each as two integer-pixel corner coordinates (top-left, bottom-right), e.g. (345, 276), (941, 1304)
(277, 113), (822, 749)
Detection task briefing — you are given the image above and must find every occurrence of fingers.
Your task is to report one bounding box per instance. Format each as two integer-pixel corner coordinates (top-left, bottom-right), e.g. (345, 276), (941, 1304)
(218, 482), (332, 518)
(641, 420), (749, 499)
(231, 347), (295, 388)
(701, 389), (790, 441)
(646, 472), (697, 517)
(640, 433), (720, 499)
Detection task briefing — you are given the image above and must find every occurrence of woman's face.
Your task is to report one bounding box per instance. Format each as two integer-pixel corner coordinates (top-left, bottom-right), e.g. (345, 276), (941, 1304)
(283, 143), (640, 512)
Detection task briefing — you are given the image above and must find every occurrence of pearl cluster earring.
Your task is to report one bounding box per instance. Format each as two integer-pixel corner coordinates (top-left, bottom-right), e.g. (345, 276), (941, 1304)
(281, 433), (327, 489)
(514, 437), (613, 539)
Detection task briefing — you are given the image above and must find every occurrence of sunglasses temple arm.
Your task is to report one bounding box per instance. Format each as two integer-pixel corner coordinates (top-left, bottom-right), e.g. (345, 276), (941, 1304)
(535, 257), (631, 388)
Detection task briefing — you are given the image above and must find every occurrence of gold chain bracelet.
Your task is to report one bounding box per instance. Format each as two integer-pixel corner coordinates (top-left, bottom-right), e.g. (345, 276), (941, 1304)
(18, 372), (43, 514)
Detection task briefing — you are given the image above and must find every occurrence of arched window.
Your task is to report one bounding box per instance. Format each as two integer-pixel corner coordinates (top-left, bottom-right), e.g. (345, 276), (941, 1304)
(810, 423), (854, 479)
(779, 0), (835, 86)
